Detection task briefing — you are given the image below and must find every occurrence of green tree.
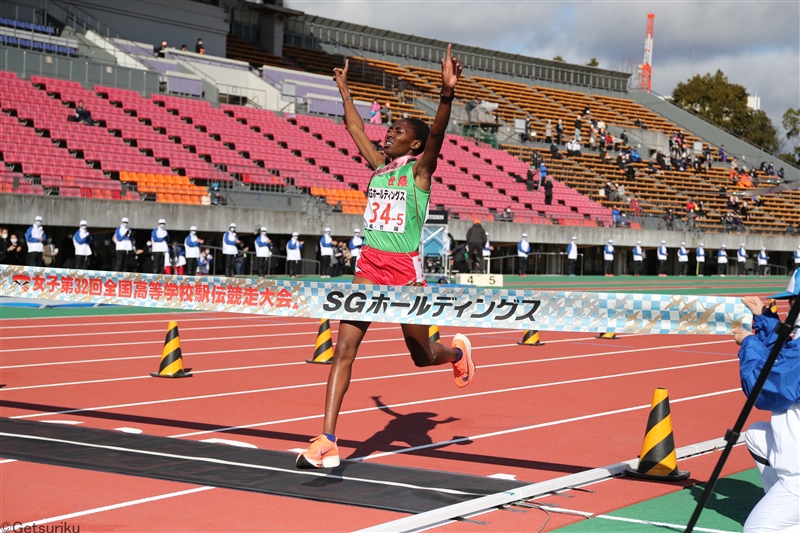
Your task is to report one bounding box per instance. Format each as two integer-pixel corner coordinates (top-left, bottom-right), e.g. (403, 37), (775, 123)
(781, 107), (800, 164)
(552, 55), (565, 62)
(671, 70), (779, 153)
(585, 57), (599, 67)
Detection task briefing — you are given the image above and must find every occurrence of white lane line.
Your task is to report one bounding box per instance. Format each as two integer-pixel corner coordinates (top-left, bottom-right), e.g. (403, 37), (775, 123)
(7, 340), (729, 419)
(199, 438), (258, 449)
(12, 487), (216, 528)
(0, 332), (602, 370)
(0, 458), (18, 464)
(0, 313), (279, 327)
(0, 320), (356, 340)
(350, 387), (740, 462)
(115, 427), (142, 434)
(39, 420), (83, 425)
(595, 514), (737, 533)
(171, 355), (735, 439)
(0, 432), (481, 497)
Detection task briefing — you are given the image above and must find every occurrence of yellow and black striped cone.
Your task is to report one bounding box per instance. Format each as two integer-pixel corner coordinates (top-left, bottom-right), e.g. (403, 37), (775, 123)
(769, 299), (778, 313)
(307, 319), (334, 364)
(518, 330), (544, 346)
(597, 331), (619, 339)
(429, 325), (441, 343)
(625, 388), (689, 481)
(150, 321), (191, 378)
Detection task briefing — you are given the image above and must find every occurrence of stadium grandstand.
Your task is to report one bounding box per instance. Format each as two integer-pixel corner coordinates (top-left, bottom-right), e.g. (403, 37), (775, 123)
(0, 0), (798, 276)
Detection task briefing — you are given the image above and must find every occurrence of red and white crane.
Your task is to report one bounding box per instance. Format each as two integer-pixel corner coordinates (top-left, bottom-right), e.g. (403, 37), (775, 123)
(639, 13), (655, 92)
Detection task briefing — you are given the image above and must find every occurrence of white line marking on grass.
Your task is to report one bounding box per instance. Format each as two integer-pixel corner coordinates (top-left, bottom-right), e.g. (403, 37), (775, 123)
(14, 487), (216, 528)
(595, 514), (738, 533)
(8, 340), (730, 422)
(0, 432), (481, 496)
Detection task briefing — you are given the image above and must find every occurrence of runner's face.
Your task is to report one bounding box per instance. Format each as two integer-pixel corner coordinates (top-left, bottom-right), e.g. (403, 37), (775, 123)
(383, 120), (420, 158)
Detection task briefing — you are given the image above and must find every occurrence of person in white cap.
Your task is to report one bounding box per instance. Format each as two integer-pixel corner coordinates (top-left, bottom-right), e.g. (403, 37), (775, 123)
(286, 232), (304, 278)
(732, 270), (800, 532)
(657, 240), (668, 277)
(254, 226), (272, 277)
(184, 226), (203, 276)
(482, 231), (494, 274)
(566, 235), (578, 276)
(320, 227), (334, 278)
(517, 233), (530, 277)
(678, 242), (689, 277)
(150, 219), (169, 274)
(72, 220), (93, 270)
(738, 243), (748, 276)
(222, 223), (240, 277)
(696, 242), (706, 276)
(25, 215), (46, 266)
(632, 240), (645, 276)
(603, 239), (614, 276)
(757, 247), (769, 277)
(718, 244), (728, 277)
(113, 217), (133, 272)
(348, 228), (363, 273)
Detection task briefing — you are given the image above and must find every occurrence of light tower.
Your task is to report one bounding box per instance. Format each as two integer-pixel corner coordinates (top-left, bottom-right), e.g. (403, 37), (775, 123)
(639, 13), (655, 92)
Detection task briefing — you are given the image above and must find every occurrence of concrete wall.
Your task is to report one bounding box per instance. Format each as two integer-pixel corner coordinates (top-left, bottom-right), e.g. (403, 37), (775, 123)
(2, 194), (798, 252)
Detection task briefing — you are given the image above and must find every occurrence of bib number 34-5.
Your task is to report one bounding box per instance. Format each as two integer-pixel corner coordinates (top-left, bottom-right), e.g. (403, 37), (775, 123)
(364, 188), (407, 233)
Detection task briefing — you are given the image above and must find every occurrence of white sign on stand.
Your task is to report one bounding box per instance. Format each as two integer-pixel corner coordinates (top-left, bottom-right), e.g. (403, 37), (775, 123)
(455, 273), (504, 287)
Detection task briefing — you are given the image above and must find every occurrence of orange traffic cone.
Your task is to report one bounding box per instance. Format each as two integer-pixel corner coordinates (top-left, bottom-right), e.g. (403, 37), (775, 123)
(518, 330), (544, 346)
(597, 331), (619, 339)
(625, 388), (689, 481)
(150, 321), (191, 378)
(307, 319), (334, 364)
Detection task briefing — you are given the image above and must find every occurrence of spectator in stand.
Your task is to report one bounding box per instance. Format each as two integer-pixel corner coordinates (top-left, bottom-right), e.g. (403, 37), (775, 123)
(526, 163), (538, 191)
(150, 219), (169, 274)
(611, 207), (621, 227)
(501, 206), (514, 222)
(620, 130), (629, 145)
(25, 216), (46, 266)
(566, 236), (578, 276)
(43, 237), (58, 267)
(696, 242), (706, 276)
(113, 217), (133, 272)
(704, 145), (713, 169)
(465, 98), (478, 122)
(254, 227), (272, 277)
(544, 119), (553, 143)
(180, 44), (188, 51)
(157, 41), (168, 57)
(465, 219), (487, 273)
(604, 239), (615, 277)
(517, 233), (530, 276)
(633, 240), (644, 276)
(741, 199), (750, 221)
(370, 100), (382, 125)
(598, 128), (607, 153)
(286, 232), (303, 278)
(686, 199), (696, 215)
(566, 138), (581, 157)
(573, 115), (582, 143)
(630, 197), (642, 217)
(588, 127), (597, 151)
(777, 167), (785, 180)
(664, 209), (675, 231)
(195, 38), (204, 54)
(786, 224), (798, 237)
(678, 242), (689, 276)
(556, 119), (563, 145)
(184, 226), (202, 276)
(348, 229), (363, 272)
(222, 223), (240, 277)
(757, 247), (769, 277)
(75, 100), (93, 126)
(657, 240), (668, 277)
(549, 139), (563, 159)
(6, 231), (22, 265)
(718, 245), (728, 276)
(198, 248), (213, 275)
(543, 178), (553, 206)
(737, 243), (748, 276)
(0, 228), (11, 264)
(719, 145), (727, 162)
(72, 220), (93, 270)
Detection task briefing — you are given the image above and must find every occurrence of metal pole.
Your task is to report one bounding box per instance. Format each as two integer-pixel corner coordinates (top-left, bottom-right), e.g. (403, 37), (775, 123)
(685, 295), (800, 532)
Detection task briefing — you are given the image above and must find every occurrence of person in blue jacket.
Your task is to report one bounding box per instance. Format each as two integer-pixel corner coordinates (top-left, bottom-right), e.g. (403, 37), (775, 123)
(25, 215), (46, 266)
(72, 220), (93, 270)
(732, 268), (800, 532)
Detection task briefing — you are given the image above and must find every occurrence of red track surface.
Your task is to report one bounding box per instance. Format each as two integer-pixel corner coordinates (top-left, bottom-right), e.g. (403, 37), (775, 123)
(0, 302), (782, 532)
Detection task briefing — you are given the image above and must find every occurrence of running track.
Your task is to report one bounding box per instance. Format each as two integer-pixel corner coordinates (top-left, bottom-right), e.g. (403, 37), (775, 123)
(1, 295), (789, 531)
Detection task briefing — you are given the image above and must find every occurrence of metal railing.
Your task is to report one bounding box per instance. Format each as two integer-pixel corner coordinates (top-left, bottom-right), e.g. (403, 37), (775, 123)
(453, 252), (584, 276)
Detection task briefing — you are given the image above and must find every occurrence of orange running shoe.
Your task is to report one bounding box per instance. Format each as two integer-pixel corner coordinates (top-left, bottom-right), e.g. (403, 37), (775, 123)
(295, 434), (340, 469)
(451, 334), (474, 388)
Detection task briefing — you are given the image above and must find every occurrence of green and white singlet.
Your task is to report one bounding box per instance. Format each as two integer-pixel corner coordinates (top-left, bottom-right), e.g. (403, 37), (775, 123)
(363, 155), (430, 254)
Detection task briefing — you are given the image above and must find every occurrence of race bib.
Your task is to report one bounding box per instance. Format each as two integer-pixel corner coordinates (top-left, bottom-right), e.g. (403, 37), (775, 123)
(364, 188), (407, 233)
